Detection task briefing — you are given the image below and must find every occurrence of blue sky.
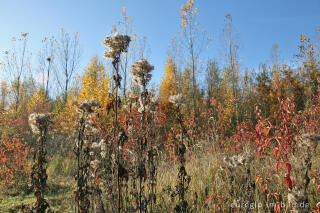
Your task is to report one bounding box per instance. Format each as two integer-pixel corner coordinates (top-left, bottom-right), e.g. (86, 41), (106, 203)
(0, 0), (319, 88)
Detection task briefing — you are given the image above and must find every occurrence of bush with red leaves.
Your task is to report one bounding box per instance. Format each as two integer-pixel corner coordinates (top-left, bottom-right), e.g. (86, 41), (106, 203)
(0, 137), (31, 186)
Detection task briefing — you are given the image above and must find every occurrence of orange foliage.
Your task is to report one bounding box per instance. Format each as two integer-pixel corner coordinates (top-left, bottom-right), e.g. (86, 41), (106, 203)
(0, 137), (31, 185)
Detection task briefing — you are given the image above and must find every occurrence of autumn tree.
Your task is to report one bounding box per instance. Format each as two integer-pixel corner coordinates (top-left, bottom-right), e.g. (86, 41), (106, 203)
(2, 33), (31, 113)
(27, 88), (51, 114)
(0, 81), (8, 111)
(181, 67), (193, 111)
(55, 29), (81, 105)
(0, 76), (37, 139)
(180, 0), (210, 112)
(269, 63), (305, 114)
(38, 36), (56, 98)
(78, 56), (111, 112)
(220, 68), (236, 123)
(296, 33), (320, 106)
(281, 65), (305, 111)
(205, 60), (221, 103)
(255, 64), (272, 118)
(270, 43), (281, 69)
(220, 14), (241, 126)
(159, 56), (178, 105)
(240, 68), (255, 120)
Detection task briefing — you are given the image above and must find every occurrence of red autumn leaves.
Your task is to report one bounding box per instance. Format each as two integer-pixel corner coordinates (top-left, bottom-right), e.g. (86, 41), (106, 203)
(0, 137), (31, 185)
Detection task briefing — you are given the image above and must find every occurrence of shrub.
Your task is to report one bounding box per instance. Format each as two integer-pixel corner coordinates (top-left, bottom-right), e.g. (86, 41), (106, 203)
(0, 137), (31, 193)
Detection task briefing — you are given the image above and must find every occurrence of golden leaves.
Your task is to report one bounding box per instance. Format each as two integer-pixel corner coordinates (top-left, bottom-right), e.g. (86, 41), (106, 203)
(21, 33), (29, 37)
(112, 25), (117, 32)
(180, 0), (198, 30)
(300, 33), (306, 43)
(159, 56), (177, 104)
(79, 57), (111, 113)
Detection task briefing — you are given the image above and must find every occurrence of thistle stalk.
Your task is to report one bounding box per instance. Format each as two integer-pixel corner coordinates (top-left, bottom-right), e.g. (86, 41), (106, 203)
(104, 32), (131, 212)
(28, 113), (51, 213)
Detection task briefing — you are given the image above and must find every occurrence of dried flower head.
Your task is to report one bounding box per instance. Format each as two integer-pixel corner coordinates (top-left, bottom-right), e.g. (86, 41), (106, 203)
(223, 156), (239, 168)
(294, 133), (320, 150)
(137, 96), (150, 113)
(83, 140), (90, 149)
(287, 185), (308, 211)
(138, 105), (151, 113)
(237, 152), (254, 165)
(130, 58), (154, 86)
(86, 125), (101, 136)
(79, 100), (101, 113)
(223, 152), (254, 168)
(101, 151), (106, 158)
(99, 139), (107, 151)
(91, 142), (100, 149)
(90, 159), (101, 170)
(103, 32), (131, 60)
(28, 113), (51, 135)
(150, 94), (159, 104)
(169, 94), (184, 107)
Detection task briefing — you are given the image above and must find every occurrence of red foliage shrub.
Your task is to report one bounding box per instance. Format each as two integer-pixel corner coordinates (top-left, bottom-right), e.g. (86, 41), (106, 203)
(0, 137), (31, 185)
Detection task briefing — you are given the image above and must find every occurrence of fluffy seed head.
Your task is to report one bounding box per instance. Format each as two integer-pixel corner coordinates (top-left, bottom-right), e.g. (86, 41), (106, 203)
(28, 113), (51, 135)
(223, 152), (254, 168)
(90, 159), (100, 170)
(79, 100), (101, 113)
(169, 94), (184, 107)
(294, 133), (320, 150)
(103, 32), (131, 60)
(101, 151), (106, 158)
(130, 58), (154, 86)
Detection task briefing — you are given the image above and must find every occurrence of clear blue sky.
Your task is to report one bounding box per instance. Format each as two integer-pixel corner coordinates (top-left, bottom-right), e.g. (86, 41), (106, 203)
(0, 0), (319, 87)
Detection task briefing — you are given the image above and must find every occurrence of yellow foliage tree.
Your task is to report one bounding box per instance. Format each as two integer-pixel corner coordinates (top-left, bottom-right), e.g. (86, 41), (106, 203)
(27, 88), (50, 113)
(220, 79), (235, 122)
(181, 0), (198, 30)
(78, 56), (111, 112)
(0, 81), (8, 111)
(159, 56), (177, 106)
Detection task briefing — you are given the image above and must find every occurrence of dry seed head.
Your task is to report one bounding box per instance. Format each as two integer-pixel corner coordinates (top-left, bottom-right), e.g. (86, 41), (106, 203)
(138, 104), (151, 113)
(169, 94), (184, 107)
(101, 151), (106, 158)
(287, 185), (307, 210)
(127, 125), (133, 135)
(91, 142), (100, 149)
(130, 58), (154, 86)
(90, 159), (100, 170)
(28, 113), (51, 135)
(151, 94), (159, 103)
(223, 156), (238, 168)
(103, 32), (131, 60)
(294, 133), (320, 150)
(79, 100), (101, 113)
(83, 140), (90, 149)
(238, 152), (254, 165)
(137, 93), (158, 113)
(223, 152), (254, 168)
(99, 139), (107, 151)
